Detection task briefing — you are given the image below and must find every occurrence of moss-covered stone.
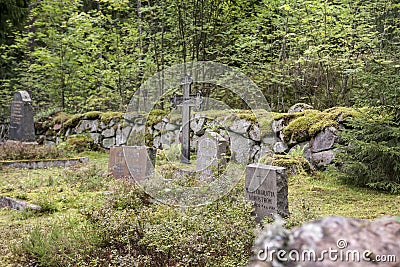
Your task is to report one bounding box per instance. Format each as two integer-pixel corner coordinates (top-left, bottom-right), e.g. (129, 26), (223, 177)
(258, 154), (312, 176)
(100, 112), (123, 124)
(281, 107), (359, 144)
(66, 134), (97, 152)
(84, 111), (102, 120)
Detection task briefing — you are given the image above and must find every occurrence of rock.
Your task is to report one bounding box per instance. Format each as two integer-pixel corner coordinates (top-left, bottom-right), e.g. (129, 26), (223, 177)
(102, 137), (115, 148)
(165, 123), (179, 131)
(310, 127), (337, 153)
(250, 145), (261, 161)
(160, 131), (177, 146)
(230, 132), (255, 164)
(76, 120), (98, 133)
(122, 113), (142, 123)
(90, 133), (101, 144)
(288, 142), (309, 155)
(254, 144), (273, 163)
(288, 103), (314, 113)
(311, 150), (335, 168)
(102, 128), (115, 138)
(0, 196), (41, 211)
(249, 124), (261, 141)
(229, 119), (252, 134)
(116, 126), (132, 146)
(108, 118), (119, 128)
(273, 142), (288, 154)
(272, 119), (285, 133)
(153, 121), (165, 131)
(249, 216), (400, 267)
(190, 115), (206, 135)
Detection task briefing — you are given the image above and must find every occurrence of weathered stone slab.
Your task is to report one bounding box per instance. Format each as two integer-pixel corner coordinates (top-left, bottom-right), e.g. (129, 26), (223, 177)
(0, 157), (88, 169)
(230, 132), (255, 164)
(108, 146), (156, 182)
(311, 150), (335, 168)
(273, 142), (288, 154)
(196, 132), (227, 180)
(310, 126), (337, 153)
(245, 164), (288, 222)
(0, 196), (41, 211)
(9, 91), (35, 142)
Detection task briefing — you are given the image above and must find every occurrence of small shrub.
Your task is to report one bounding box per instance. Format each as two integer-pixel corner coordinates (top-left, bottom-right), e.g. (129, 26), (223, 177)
(335, 106), (400, 193)
(0, 142), (72, 160)
(65, 134), (99, 153)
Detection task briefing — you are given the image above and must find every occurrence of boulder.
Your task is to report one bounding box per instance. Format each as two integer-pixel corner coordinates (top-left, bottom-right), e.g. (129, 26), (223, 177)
(229, 119), (252, 134)
(288, 103), (314, 113)
(116, 126), (132, 146)
(311, 150), (335, 168)
(76, 119), (98, 133)
(272, 119), (285, 133)
(249, 124), (261, 141)
(102, 137), (115, 148)
(249, 216), (400, 267)
(230, 132), (255, 164)
(273, 142), (288, 154)
(310, 127), (337, 153)
(190, 115), (206, 135)
(102, 128), (115, 138)
(0, 196), (41, 211)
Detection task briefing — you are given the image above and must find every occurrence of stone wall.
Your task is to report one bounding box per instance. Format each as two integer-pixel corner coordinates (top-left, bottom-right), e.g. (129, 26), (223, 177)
(35, 111), (275, 164)
(35, 105), (358, 167)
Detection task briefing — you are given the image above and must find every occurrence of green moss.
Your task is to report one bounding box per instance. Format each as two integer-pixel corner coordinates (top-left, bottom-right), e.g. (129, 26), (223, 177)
(52, 112), (71, 125)
(63, 114), (85, 129)
(66, 134), (97, 152)
(100, 112), (123, 124)
(84, 111), (102, 120)
(281, 107), (359, 143)
(146, 109), (168, 128)
(259, 154), (312, 176)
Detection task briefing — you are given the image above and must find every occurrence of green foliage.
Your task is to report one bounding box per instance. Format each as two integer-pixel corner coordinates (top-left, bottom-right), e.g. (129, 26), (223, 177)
(64, 134), (98, 153)
(83, 183), (255, 267)
(0, 0), (398, 116)
(0, 142), (72, 160)
(335, 106), (400, 193)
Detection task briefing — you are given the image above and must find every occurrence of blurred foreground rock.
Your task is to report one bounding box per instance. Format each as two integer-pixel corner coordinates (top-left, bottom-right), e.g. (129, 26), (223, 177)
(249, 216), (400, 267)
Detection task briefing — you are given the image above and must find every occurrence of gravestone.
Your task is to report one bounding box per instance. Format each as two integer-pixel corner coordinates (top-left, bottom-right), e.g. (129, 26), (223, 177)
(196, 132), (227, 180)
(245, 163), (289, 222)
(108, 146), (156, 182)
(9, 91), (35, 142)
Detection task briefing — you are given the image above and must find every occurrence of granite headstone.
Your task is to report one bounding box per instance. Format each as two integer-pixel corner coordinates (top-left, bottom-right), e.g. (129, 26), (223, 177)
(196, 131), (227, 180)
(245, 163), (289, 222)
(9, 91), (35, 142)
(109, 146), (156, 182)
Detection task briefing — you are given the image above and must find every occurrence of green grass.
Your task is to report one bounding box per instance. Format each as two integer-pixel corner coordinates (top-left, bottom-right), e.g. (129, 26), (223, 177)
(0, 151), (399, 266)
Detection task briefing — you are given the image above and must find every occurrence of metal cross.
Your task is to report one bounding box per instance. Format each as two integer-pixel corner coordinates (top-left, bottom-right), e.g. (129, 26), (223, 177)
(171, 75), (203, 164)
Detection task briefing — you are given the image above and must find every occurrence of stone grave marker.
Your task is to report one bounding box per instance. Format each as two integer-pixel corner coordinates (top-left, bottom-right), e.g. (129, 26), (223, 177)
(245, 163), (288, 222)
(109, 146), (156, 182)
(9, 91), (35, 142)
(196, 131), (227, 180)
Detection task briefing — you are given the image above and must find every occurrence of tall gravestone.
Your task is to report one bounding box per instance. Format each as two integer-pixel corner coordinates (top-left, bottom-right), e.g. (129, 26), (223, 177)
(245, 163), (289, 222)
(196, 132), (227, 180)
(9, 91), (35, 142)
(108, 146), (156, 182)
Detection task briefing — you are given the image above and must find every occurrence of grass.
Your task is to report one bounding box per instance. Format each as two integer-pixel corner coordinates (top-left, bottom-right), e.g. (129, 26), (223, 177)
(0, 151), (399, 266)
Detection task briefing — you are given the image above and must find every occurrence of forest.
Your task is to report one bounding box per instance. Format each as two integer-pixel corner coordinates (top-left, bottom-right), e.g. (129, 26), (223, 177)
(1, 0), (399, 117)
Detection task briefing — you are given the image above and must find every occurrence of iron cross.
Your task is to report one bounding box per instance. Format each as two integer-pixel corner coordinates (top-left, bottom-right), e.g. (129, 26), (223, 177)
(171, 75), (203, 164)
